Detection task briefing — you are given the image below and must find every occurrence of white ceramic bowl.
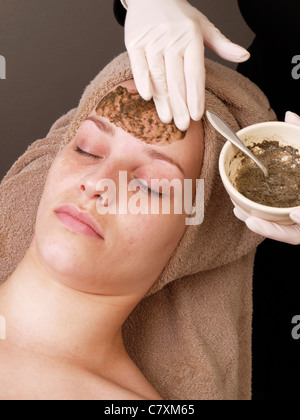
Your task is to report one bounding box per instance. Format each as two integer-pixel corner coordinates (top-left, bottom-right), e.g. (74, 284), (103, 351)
(219, 122), (300, 226)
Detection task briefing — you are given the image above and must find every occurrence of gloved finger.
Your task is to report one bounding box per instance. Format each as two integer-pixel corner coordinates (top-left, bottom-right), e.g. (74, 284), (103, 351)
(184, 39), (206, 121)
(147, 52), (173, 124)
(290, 208), (300, 224)
(285, 111), (300, 126)
(165, 52), (190, 131)
(246, 216), (300, 245)
(200, 14), (250, 63)
(128, 49), (153, 101)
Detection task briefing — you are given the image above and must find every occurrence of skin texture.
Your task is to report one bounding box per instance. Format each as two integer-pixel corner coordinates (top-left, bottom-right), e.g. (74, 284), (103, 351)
(0, 80), (204, 400)
(96, 86), (187, 144)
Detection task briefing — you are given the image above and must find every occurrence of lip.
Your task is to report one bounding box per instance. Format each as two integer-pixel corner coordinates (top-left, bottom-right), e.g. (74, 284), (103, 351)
(55, 204), (105, 240)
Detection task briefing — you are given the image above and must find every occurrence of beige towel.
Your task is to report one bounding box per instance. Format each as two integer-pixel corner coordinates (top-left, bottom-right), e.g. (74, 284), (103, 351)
(0, 53), (276, 400)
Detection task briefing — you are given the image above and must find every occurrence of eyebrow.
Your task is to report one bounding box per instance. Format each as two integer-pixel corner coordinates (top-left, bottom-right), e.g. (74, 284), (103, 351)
(85, 116), (115, 137)
(144, 148), (185, 176)
(86, 116), (185, 176)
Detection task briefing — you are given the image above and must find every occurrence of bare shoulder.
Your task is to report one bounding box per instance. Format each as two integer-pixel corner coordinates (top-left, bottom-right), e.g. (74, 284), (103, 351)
(87, 362), (164, 401)
(99, 380), (163, 401)
(0, 341), (163, 400)
(107, 354), (164, 401)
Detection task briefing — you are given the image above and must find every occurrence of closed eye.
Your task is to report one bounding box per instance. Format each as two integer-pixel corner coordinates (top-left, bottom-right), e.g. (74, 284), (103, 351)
(73, 145), (101, 160)
(73, 145), (164, 198)
(134, 179), (163, 198)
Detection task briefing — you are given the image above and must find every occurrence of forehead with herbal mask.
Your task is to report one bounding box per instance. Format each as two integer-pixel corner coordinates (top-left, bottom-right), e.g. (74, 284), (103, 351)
(95, 86), (187, 145)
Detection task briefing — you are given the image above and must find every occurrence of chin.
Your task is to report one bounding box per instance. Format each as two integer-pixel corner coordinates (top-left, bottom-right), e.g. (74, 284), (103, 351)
(35, 230), (96, 279)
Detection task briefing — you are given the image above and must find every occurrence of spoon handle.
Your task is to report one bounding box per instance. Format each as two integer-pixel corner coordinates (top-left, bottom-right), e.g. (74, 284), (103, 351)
(206, 111), (269, 178)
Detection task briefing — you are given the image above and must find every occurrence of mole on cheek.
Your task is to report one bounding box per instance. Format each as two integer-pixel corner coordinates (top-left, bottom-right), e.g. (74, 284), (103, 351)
(95, 86), (186, 145)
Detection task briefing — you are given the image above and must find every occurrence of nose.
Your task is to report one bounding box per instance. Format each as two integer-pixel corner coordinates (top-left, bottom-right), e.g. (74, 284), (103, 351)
(79, 182), (104, 202)
(80, 173), (111, 208)
(79, 156), (131, 208)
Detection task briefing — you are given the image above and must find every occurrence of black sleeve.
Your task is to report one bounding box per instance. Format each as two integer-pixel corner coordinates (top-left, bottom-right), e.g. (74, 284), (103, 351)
(114, 0), (127, 26)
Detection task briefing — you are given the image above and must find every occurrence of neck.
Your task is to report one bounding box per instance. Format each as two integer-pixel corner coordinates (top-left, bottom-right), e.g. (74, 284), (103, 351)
(0, 245), (140, 370)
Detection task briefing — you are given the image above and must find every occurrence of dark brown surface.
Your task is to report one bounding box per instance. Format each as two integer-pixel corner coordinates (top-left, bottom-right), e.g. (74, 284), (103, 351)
(0, 0), (124, 181)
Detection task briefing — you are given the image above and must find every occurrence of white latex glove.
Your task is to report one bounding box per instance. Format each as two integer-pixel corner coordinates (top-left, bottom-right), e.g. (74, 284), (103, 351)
(124, 0), (250, 131)
(234, 111), (300, 245)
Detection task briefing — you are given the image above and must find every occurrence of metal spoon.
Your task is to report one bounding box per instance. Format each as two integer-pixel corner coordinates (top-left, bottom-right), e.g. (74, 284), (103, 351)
(206, 110), (269, 178)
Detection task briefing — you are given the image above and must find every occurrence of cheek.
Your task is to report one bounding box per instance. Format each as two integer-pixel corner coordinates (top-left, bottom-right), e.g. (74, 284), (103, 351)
(41, 152), (82, 200)
(35, 153), (82, 233)
(51, 151), (82, 180)
(117, 213), (186, 266)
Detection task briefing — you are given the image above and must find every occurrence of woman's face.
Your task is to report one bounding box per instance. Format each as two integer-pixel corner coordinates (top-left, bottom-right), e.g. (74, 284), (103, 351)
(33, 80), (204, 297)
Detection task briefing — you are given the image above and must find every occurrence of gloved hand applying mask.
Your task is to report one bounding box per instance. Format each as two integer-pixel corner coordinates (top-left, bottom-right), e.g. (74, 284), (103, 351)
(234, 112), (300, 245)
(122, 0), (250, 131)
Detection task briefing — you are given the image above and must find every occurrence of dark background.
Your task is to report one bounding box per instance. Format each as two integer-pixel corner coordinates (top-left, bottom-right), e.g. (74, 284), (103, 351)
(0, 0), (254, 181)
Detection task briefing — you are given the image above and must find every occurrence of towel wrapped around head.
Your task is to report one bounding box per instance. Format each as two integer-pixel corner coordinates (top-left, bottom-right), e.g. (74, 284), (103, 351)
(0, 53), (276, 400)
